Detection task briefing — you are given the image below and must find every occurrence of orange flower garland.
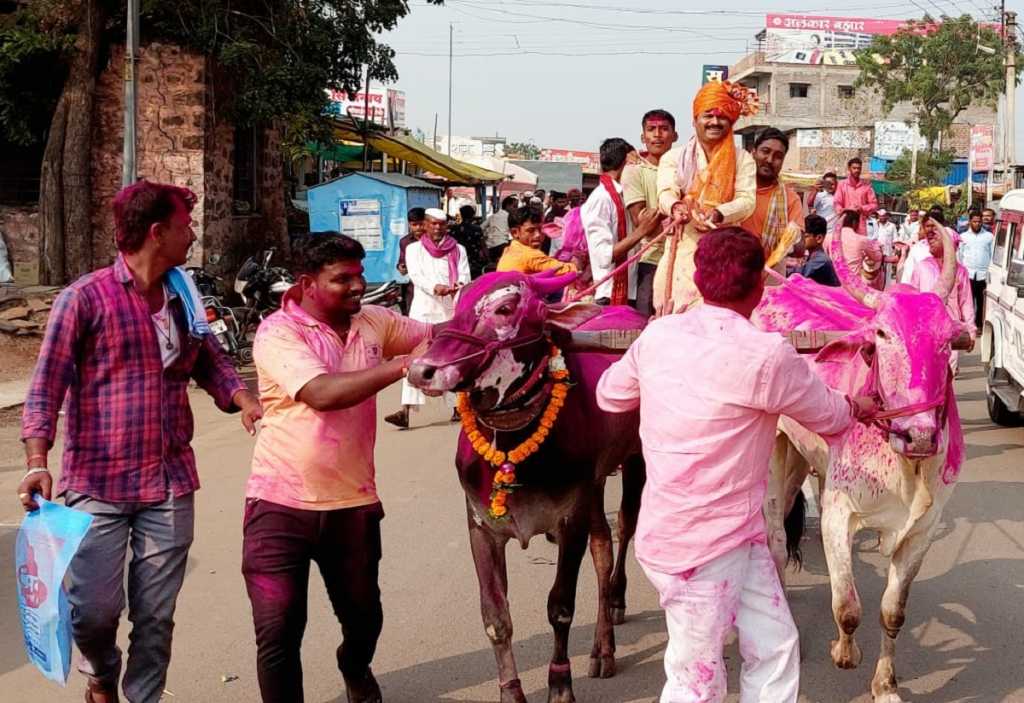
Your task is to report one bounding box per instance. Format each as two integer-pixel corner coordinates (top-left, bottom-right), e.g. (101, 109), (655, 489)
(457, 344), (571, 519)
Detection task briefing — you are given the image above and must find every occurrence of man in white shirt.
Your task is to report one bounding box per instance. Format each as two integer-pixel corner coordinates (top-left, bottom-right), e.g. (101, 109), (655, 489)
(386, 208), (469, 428)
(580, 138), (649, 305)
(873, 209), (897, 256)
(806, 171), (838, 234)
(959, 209), (996, 330)
(482, 196), (517, 266)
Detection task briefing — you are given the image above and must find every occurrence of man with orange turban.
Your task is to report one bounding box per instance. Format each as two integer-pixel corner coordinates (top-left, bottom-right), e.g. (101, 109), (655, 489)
(653, 81), (758, 314)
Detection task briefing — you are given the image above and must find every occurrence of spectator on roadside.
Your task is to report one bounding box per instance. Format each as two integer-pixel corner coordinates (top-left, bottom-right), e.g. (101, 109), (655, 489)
(958, 209), (995, 331)
(806, 171), (839, 234)
(799, 214), (840, 286)
(833, 157), (877, 235)
(397, 207), (427, 314)
(18, 180), (262, 703)
(450, 204), (488, 278)
(483, 195), (517, 265)
(567, 188), (583, 209)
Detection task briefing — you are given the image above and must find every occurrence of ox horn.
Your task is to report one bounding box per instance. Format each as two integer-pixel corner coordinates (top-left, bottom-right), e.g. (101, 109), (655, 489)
(933, 226), (957, 301)
(529, 269), (578, 296)
(829, 224), (879, 309)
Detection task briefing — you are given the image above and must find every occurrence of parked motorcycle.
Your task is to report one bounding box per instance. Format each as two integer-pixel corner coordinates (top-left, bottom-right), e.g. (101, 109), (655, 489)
(234, 249), (293, 338)
(362, 280), (402, 309)
(185, 267), (250, 364)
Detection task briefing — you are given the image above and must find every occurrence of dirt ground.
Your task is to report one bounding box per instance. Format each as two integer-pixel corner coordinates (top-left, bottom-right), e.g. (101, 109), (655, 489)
(0, 333), (40, 384)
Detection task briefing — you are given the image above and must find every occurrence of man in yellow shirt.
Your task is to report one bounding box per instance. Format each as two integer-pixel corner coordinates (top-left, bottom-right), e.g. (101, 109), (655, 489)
(497, 206), (577, 275)
(654, 81), (759, 314)
(622, 109), (677, 316)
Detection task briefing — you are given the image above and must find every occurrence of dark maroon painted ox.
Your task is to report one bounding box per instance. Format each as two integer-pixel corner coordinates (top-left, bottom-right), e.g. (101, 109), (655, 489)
(407, 270), (647, 703)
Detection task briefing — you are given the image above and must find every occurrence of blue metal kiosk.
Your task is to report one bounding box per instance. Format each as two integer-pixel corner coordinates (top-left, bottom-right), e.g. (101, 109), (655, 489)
(307, 172), (442, 284)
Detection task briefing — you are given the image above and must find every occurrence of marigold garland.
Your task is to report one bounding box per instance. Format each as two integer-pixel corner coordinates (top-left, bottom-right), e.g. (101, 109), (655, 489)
(457, 344), (570, 519)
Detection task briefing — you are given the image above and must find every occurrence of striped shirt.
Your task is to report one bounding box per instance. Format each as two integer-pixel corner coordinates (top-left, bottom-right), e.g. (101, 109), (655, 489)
(21, 255), (246, 502)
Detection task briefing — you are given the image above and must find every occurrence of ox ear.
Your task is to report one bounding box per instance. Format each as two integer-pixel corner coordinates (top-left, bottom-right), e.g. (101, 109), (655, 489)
(545, 302), (603, 333)
(815, 329), (875, 367)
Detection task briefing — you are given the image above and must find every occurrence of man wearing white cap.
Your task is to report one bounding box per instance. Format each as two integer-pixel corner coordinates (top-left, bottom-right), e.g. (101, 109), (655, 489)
(386, 208), (469, 428)
(873, 209), (897, 257)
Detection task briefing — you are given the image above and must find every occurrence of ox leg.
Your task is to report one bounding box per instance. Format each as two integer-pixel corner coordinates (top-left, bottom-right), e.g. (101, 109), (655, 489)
(871, 525), (934, 703)
(587, 480), (617, 680)
(547, 508), (590, 703)
(821, 494), (863, 670)
(766, 433), (791, 584)
(610, 454), (645, 625)
(466, 505), (526, 703)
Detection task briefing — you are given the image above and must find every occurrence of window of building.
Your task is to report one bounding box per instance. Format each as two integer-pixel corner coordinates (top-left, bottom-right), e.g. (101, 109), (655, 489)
(838, 85), (855, 99)
(233, 125), (258, 215)
(789, 83), (810, 98)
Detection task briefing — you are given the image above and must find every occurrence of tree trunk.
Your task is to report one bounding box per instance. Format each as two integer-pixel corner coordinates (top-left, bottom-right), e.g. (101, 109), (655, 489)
(37, 0), (105, 284)
(39, 97), (68, 285)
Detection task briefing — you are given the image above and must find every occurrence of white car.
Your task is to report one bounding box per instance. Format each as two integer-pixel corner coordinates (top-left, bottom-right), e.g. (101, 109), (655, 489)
(982, 189), (1024, 425)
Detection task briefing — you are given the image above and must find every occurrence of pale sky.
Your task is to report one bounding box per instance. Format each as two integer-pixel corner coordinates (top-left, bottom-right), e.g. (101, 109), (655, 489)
(381, 0), (1024, 159)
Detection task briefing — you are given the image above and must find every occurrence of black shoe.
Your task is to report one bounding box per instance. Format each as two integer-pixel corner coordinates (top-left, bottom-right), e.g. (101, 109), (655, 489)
(384, 409), (409, 429)
(344, 669), (382, 703)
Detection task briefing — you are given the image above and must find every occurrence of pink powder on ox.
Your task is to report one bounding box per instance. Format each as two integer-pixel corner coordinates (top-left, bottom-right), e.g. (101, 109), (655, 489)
(754, 275), (965, 486)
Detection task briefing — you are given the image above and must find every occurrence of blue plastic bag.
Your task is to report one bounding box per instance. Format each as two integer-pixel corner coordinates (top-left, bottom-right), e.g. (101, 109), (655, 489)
(15, 496), (93, 684)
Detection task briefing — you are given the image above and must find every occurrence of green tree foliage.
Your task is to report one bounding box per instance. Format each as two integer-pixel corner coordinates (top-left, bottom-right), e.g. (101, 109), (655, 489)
(506, 141), (541, 159)
(0, 2), (75, 145)
(855, 14), (1016, 150)
(886, 148), (954, 189)
(0, 0), (442, 146)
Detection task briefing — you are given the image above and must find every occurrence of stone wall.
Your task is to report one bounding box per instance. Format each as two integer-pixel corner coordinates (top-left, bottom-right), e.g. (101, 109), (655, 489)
(0, 205), (40, 284)
(91, 43), (286, 278)
(92, 44), (208, 268)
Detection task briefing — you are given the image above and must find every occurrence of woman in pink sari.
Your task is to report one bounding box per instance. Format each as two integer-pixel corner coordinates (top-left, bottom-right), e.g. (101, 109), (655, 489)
(830, 209), (885, 291)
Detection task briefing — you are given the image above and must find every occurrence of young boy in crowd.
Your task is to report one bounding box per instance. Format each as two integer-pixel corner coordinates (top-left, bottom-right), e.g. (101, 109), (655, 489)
(799, 214), (840, 286)
(496, 206), (578, 275)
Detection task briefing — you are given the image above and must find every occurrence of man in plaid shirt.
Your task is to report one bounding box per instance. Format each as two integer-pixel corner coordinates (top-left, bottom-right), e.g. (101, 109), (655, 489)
(17, 180), (262, 703)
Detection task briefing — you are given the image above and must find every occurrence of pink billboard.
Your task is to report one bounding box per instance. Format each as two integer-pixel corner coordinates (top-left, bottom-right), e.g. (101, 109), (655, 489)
(765, 13), (911, 65)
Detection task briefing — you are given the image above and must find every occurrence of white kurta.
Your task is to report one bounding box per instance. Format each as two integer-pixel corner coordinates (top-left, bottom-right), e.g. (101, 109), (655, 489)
(402, 239), (470, 406)
(579, 181), (637, 302)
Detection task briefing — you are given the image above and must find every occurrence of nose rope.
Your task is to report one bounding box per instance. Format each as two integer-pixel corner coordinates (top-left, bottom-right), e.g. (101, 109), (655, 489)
(864, 355), (952, 439)
(428, 327), (547, 368)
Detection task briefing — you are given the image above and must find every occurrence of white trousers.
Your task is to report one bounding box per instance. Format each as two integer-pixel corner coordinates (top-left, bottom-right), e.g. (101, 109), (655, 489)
(643, 541), (800, 703)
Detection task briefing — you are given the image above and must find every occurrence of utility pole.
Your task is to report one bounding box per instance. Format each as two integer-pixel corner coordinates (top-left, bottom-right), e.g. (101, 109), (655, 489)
(1004, 10), (1017, 175)
(362, 66), (371, 171)
(910, 121), (920, 183)
(122, 0), (139, 186)
(447, 22), (453, 157)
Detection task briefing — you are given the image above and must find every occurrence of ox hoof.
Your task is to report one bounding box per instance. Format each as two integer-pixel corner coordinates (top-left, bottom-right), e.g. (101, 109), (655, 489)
(610, 607), (626, 626)
(500, 680), (528, 703)
(873, 694), (905, 703)
(830, 638), (862, 670)
(588, 654), (616, 679)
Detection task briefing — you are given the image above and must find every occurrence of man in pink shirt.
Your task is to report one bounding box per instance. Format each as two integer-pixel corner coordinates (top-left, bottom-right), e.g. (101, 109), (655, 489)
(243, 233), (433, 703)
(832, 157), (877, 235)
(597, 227), (874, 703)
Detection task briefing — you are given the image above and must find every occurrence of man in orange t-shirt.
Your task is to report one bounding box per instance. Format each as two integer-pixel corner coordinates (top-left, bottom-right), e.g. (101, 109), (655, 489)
(740, 128), (803, 270)
(243, 233), (432, 703)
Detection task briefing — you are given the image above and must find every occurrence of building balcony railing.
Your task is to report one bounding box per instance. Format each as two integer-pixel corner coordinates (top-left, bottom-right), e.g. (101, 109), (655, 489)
(729, 51), (766, 79)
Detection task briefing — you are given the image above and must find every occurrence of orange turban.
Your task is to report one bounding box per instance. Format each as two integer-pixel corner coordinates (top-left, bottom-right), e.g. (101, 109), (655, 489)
(688, 81), (758, 209)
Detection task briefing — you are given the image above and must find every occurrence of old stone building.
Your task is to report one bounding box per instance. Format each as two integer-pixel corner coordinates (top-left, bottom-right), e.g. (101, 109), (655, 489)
(0, 42), (286, 285)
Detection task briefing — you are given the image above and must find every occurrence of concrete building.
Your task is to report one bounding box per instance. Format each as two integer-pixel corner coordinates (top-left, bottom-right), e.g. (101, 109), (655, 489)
(728, 36), (998, 178)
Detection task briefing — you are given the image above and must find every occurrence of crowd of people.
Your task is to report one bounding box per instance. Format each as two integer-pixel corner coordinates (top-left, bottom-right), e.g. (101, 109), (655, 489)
(13, 77), (997, 703)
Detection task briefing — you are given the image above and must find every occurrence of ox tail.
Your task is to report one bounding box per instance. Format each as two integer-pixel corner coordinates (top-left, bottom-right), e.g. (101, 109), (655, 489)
(785, 490), (807, 570)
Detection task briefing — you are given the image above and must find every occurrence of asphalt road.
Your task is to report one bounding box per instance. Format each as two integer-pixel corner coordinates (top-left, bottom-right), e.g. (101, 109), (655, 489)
(0, 354), (1022, 703)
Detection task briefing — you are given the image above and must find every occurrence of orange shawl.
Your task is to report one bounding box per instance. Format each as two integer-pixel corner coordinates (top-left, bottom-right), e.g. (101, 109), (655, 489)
(687, 81), (757, 208)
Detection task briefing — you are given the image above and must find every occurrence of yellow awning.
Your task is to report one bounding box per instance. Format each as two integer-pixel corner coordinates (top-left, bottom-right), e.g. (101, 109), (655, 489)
(330, 118), (507, 185)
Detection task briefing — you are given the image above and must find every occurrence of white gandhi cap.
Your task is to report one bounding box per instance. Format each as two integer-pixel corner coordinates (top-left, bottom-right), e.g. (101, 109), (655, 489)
(425, 208), (446, 221)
